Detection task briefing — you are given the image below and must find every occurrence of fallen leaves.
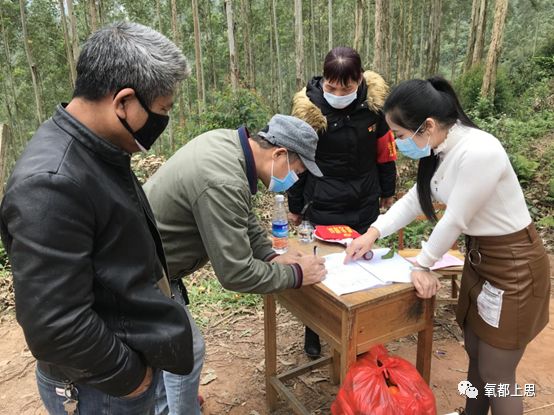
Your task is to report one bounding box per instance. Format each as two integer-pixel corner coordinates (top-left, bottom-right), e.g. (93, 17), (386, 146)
(200, 368), (218, 385)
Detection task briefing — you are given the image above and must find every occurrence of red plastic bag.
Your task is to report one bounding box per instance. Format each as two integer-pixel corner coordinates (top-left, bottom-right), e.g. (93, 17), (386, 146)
(331, 345), (436, 415)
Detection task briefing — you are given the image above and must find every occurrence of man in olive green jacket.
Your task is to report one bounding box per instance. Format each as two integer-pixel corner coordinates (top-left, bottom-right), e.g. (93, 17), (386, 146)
(144, 114), (326, 415)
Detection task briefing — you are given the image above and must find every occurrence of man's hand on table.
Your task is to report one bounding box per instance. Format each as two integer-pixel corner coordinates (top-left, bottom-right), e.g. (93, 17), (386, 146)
(296, 254), (326, 285)
(272, 250), (326, 285)
(271, 250), (303, 265)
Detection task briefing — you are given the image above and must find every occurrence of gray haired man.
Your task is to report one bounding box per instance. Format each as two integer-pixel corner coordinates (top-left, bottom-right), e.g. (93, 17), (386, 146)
(144, 114), (327, 414)
(0, 22), (192, 414)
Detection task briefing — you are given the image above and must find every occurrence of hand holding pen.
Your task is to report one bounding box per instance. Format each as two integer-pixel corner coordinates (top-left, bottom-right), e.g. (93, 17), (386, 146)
(294, 244), (326, 286)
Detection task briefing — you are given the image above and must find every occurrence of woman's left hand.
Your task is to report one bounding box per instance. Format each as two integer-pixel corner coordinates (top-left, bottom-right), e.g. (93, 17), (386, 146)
(411, 270), (441, 299)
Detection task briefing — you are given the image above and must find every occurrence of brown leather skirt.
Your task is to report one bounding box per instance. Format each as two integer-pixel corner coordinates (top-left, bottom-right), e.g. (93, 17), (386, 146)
(455, 223), (550, 349)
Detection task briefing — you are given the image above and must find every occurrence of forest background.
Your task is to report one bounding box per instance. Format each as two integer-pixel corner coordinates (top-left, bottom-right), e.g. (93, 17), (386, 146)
(0, 0), (553, 308)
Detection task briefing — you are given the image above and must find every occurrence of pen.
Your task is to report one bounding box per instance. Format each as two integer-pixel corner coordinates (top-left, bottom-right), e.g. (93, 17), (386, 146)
(313, 246), (318, 256)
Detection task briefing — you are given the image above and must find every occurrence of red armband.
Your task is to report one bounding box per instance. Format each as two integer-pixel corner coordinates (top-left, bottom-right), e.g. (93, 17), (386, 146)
(376, 130), (397, 163)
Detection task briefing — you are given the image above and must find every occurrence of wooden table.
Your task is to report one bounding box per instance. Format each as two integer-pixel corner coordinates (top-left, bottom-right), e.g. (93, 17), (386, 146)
(264, 240), (436, 414)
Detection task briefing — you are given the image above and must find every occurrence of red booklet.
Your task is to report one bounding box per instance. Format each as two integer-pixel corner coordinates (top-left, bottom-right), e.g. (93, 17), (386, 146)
(314, 225), (361, 241)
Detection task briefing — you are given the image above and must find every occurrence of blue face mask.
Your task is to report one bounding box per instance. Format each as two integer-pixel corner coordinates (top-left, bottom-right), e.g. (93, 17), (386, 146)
(323, 90), (357, 109)
(395, 122), (431, 159)
(268, 154), (299, 192)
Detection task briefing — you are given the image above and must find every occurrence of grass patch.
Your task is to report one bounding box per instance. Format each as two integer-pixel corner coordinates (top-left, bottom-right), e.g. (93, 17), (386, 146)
(186, 269), (262, 328)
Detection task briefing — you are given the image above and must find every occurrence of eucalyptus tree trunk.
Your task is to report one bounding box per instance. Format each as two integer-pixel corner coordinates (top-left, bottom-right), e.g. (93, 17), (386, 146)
(19, 0), (44, 124)
(481, 0), (508, 99)
(418, 0), (427, 76)
(395, 0), (404, 83)
(155, 0), (162, 32)
(425, 0), (442, 76)
(451, 12), (461, 79)
(365, 0), (373, 65)
(170, 0), (183, 146)
(58, 0), (76, 87)
(1, 9), (24, 149)
(310, 0), (317, 75)
(97, 0), (104, 27)
(89, 0), (98, 33)
(271, 0), (283, 110)
(170, 0), (181, 48)
(472, 0), (488, 65)
(353, 0), (363, 52)
(192, 0), (205, 109)
(373, 0), (390, 80)
(225, 0), (239, 92)
(294, 0), (305, 90)
(401, 0), (414, 81)
(206, 0), (217, 89)
(464, 0), (488, 72)
(66, 0), (79, 65)
(240, 0), (255, 88)
(328, 0), (333, 50)
(385, 0), (392, 80)
(269, 6), (276, 108)
(0, 123), (11, 199)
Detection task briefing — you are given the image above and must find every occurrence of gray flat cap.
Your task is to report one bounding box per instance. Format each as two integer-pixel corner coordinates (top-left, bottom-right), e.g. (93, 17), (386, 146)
(258, 114), (323, 177)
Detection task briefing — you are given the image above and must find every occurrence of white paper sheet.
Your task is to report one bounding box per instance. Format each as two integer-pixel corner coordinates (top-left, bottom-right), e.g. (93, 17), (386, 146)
(321, 249), (413, 295)
(321, 253), (390, 295)
(356, 248), (413, 283)
(406, 253), (464, 270)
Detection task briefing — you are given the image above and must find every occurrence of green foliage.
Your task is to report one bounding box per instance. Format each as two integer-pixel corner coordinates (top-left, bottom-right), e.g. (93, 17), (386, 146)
(533, 56), (554, 78)
(470, 110), (554, 153)
(510, 154), (539, 183)
(0, 242), (9, 271)
(378, 220), (434, 250)
(538, 216), (554, 228)
(549, 178), (554, 200)
(454, 65), (513, 116)
(174, 87), (272, 149)
(535, 34), (554, 78)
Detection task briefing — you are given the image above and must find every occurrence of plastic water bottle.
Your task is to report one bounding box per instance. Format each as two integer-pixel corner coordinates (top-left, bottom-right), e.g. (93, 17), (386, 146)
(271, 194), (288, 254)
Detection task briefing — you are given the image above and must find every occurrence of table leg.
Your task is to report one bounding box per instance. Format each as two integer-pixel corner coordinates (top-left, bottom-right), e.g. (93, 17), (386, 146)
(264, 294), (278, 411)
(331, 349), (340, 385)
(416, 297), (435, 384)
(340, 312), (358, 383)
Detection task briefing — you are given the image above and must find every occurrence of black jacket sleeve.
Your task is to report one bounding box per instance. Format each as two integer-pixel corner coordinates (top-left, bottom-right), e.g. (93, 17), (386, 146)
(377, 161), (397, 198)
(0, 173), (145, 396)
(286, 171), (308, 214)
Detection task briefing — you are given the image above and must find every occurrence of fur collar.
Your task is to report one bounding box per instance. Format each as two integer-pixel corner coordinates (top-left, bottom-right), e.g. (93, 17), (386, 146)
(291, 70), (389, 132)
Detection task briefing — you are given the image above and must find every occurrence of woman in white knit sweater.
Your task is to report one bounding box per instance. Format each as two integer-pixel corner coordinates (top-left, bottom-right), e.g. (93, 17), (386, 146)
(346, 77), (550, 415)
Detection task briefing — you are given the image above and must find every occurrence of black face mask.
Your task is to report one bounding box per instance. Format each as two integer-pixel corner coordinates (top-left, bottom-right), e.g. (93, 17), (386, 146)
(117, 93), (169, 151)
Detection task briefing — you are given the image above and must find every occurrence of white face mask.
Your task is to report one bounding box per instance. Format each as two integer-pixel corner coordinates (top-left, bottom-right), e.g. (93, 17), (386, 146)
(323, 89), (357, 109)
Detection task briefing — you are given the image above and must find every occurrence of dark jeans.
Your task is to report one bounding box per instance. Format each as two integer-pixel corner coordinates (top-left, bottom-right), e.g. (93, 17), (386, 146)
(36, 366), (159, 415)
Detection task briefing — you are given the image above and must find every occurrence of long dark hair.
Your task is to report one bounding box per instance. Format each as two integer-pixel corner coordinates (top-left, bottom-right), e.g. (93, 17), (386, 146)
(384, 76), (478, 221)
(323, 47), (363, 86)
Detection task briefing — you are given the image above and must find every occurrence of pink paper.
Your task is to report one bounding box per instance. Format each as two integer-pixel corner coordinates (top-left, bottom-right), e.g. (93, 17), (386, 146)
(406, 253), (464, 270)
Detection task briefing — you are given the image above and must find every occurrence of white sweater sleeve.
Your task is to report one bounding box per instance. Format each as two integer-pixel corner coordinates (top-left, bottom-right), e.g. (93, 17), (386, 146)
(416, 144), (507, 267)
(371, 184), (423, 238)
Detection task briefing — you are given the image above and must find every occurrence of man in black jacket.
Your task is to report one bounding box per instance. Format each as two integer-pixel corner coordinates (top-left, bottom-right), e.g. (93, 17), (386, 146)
(0, 22), (192, 414)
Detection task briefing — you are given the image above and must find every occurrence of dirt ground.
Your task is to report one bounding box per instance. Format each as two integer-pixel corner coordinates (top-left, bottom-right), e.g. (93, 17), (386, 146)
(1, 258), (553, 415)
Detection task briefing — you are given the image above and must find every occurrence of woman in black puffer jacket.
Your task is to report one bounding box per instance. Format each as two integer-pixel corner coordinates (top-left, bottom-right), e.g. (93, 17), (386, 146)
(288, 46), (397, 357)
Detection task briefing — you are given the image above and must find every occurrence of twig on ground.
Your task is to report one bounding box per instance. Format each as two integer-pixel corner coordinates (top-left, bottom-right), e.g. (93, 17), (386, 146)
(524, 403), (554, 413)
